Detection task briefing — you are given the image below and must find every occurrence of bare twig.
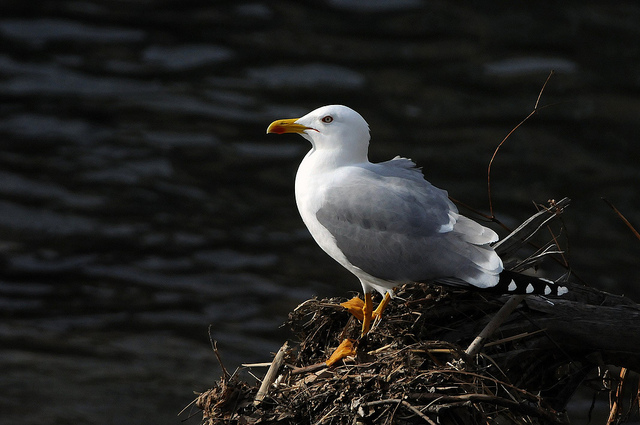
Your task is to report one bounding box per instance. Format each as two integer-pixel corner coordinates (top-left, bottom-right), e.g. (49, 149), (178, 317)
(487, 71), (555, 217)
(290, 362), (328, 376)
(531, 199), (571, 269)
(177, 396), (200, 420)
(492, 197), (570, 257)
(637, 379), (640, 418)
(483, 328), (547, 348)
(241, 362), (272, 367)
(412, 393), (564, 423)
(603, 198), (640, 241)
(208, 325), (230, 383)
(359, 399), (437, 425)
(607, 367), (628, 425)
(254, 341), (289, 406)
(465, 294), (526, 357)
(314, 405), (338, 425)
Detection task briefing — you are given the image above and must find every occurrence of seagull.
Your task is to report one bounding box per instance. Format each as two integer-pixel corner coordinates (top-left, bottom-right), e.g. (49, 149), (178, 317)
(267, 105), (567, 364)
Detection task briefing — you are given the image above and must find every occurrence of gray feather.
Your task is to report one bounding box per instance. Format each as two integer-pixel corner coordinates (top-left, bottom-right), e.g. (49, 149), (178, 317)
(315, 160), (501, 286)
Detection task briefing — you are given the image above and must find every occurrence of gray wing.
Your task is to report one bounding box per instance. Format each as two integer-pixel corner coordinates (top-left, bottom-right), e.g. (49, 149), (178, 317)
(315, 161), (500, 286)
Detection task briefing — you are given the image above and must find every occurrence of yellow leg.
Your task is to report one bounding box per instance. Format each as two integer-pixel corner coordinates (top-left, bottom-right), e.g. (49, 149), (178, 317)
(373, 292), (391, 319)
(340, 292), (392, 333)
(361, 292), (373, 337)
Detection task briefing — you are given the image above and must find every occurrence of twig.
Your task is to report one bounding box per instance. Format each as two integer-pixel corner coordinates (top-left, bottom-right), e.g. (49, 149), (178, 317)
(532, 199), (571, 269)
(314, 405), (338, 425)
(487, 71), (555, 217)
(603, 197), (640, 241)
(493, 197), (570, 257)
(177, 396), (200, 420)
(242, 362), (273, 367)
(254, 341), (289, 406)
(546, 218), (570, 268)
(483, 328), (547, 348)
(636, 379), (640, 418)
(635, 380), (640, 411)
(510, 245), (564, 273)
(465, 294), (526, 357)
(360, 399), (437, 425)
(411, 393), (564, 423)
(290, 362), (328, 376)
(607, 367), (628, 425)
(426, 368), (546, 402)
(208, 325), (230, 383)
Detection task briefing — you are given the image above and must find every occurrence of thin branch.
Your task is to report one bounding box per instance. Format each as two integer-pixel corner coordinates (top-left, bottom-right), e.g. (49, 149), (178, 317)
(603, 197), (640, 241)
(177, 396), (200, 420)
(209, 325), (230, 383)
(607, 367), (628, 425)
(412, 393), (565, 423)
(254, 341), (289, 406)
(492, 197), (570, 257)
(637, 379), (640, 418)
(290, 362), (328, 376)
(465, 294), (526, 357)
(487, 71), (555, 217)
(360, 399), (437, 425)
(483, 328), (547, 348)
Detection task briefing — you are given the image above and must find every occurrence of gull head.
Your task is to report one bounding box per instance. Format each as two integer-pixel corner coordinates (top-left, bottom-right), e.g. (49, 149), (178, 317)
(267, 105), (370, 156)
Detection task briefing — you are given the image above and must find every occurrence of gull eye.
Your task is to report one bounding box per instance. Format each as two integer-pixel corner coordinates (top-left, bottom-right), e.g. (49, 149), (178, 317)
(321, 115), (333, 123)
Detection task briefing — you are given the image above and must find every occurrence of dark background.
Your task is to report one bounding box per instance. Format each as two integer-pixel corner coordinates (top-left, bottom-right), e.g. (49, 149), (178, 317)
(1, 1), (639, 424)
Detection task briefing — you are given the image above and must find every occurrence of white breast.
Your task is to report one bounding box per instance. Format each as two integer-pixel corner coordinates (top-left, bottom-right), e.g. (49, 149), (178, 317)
(295, 151), (352, 270)
(294, 151), (398, 295)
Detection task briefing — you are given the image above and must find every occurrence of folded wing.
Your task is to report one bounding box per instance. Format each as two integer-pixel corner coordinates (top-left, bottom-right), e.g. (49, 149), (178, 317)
(315, 159), (502, 288)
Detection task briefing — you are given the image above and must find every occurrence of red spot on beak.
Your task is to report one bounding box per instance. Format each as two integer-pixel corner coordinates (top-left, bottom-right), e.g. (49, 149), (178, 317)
(266, 118), (308, 134)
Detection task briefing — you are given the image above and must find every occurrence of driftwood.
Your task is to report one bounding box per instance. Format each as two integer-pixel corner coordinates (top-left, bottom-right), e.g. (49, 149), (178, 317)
(192, 198), (640, 424)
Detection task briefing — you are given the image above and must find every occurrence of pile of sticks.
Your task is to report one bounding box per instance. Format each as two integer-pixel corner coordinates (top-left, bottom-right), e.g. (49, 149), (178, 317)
(192, 198), (640, 424)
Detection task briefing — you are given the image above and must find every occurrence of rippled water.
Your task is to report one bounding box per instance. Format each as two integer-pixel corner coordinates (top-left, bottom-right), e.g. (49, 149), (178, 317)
(1, 1), (639, 424)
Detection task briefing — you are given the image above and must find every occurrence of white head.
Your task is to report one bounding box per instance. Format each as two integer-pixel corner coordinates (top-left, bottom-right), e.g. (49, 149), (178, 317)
(267, 105), (370, 161)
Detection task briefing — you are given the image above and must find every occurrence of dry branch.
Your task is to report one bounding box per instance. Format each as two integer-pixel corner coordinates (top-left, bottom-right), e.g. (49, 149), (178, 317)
(465, 294), (526, 357)
(253, 342), (288, 406)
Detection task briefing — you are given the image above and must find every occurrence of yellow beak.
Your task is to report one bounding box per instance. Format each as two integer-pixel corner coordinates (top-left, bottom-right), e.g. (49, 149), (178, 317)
(266, 118), (310, 135)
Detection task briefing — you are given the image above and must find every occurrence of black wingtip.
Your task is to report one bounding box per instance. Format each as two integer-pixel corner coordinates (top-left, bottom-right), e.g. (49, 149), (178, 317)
(494, 270), (568, 296)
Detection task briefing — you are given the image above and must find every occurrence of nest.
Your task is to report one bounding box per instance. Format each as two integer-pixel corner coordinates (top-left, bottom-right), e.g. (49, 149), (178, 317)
(194, 283), (567, 424)
(192, 198), (640, 424)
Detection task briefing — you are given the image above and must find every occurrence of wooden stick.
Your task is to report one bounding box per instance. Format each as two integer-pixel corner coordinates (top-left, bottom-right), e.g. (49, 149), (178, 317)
(465, 295), (526, 357)
(253, 342), (288, 406)
(606, 367), (628, 425)
(290, 362), (327, 376)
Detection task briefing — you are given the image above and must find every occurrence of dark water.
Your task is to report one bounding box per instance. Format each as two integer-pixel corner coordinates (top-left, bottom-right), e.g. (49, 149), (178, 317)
(1, 1), (639, 424)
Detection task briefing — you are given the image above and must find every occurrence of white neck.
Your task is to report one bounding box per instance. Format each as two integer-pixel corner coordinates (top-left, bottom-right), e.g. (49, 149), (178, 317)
(302, 145), (369, 172)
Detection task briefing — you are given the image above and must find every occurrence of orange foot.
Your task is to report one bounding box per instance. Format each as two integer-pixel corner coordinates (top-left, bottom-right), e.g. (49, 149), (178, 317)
(340, 297), (365, 321)
(340, 292), (392, 336)
(326, 338), (356, 366)
(327, 292), (394, 366)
